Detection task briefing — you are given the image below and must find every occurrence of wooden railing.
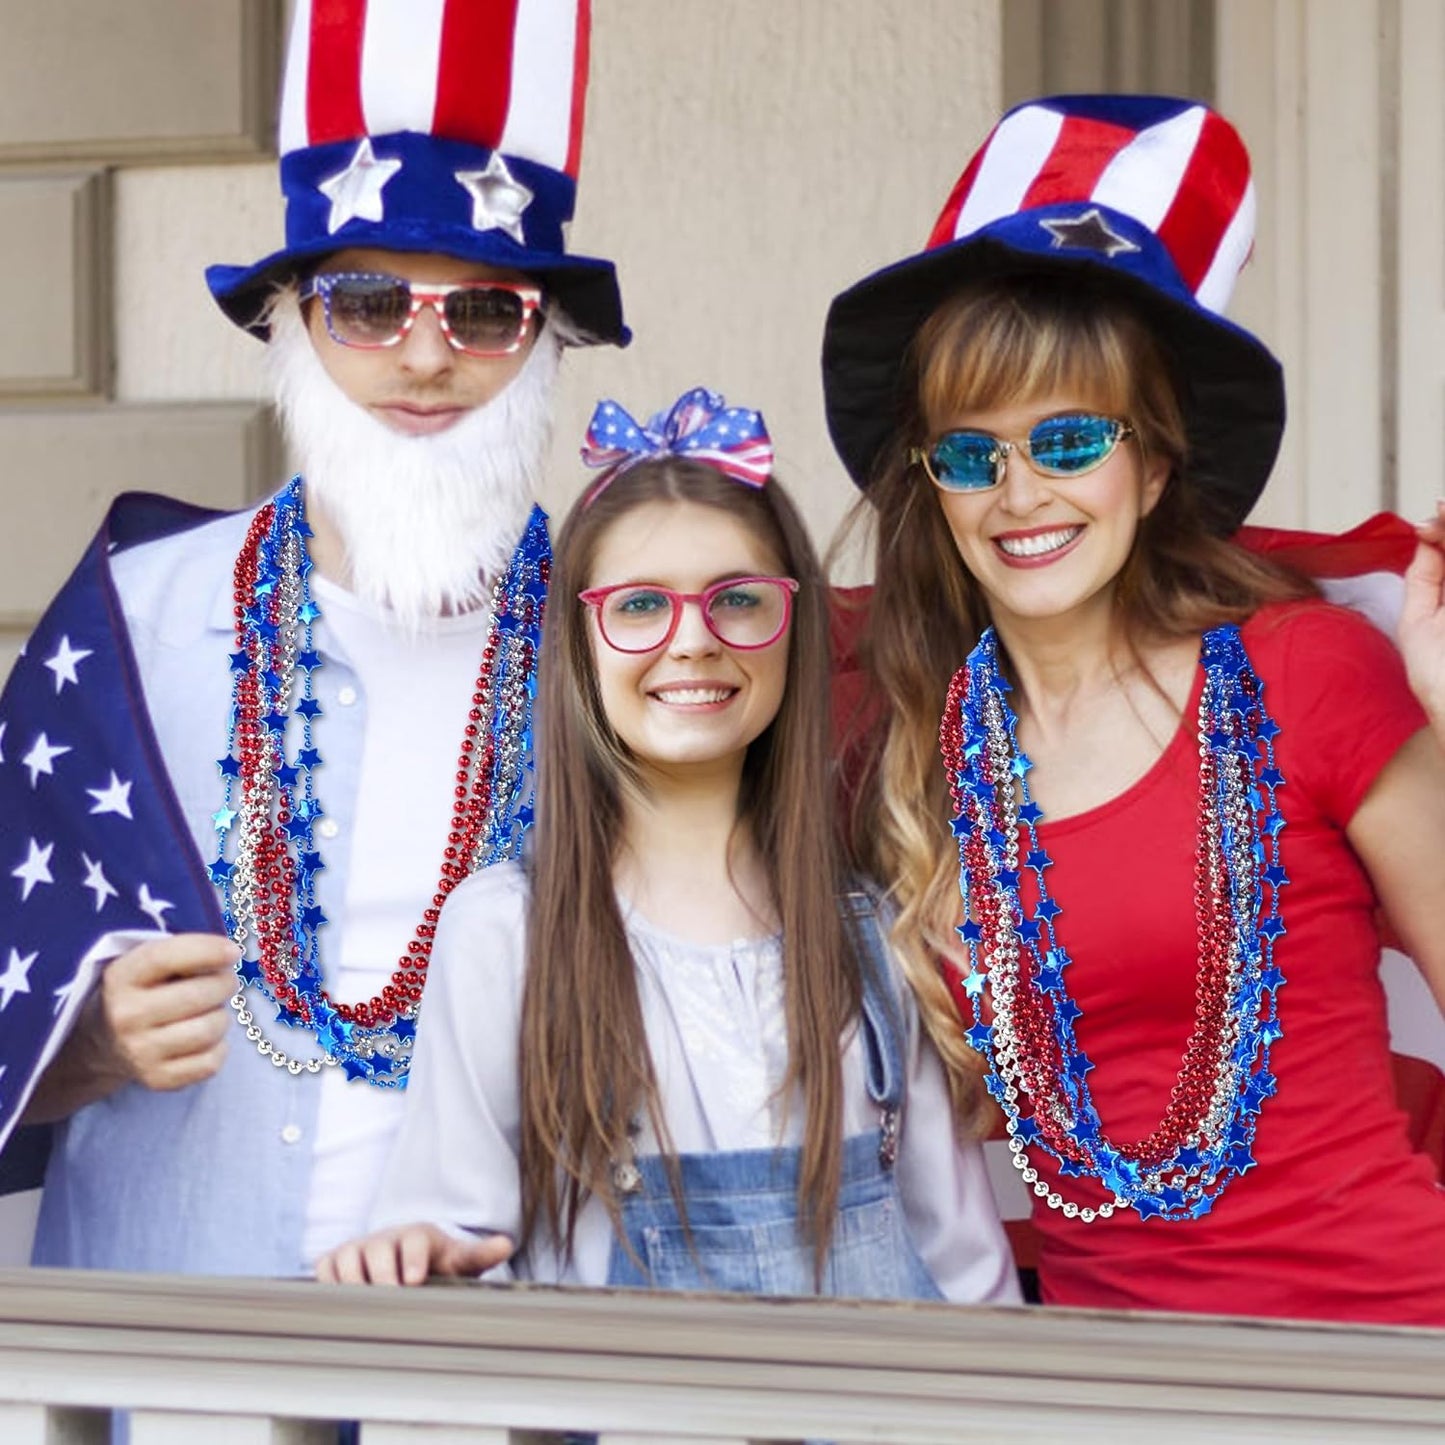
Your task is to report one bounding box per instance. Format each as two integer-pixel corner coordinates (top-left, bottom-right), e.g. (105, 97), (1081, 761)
(0, 1268), (1442, 1443)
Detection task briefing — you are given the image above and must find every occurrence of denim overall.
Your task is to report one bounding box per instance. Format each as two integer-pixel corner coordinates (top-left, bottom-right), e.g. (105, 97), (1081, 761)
(604, 890), (943, 1301)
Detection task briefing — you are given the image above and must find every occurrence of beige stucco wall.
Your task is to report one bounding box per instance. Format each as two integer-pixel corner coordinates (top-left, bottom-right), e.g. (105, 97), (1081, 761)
(113, 2), (1003, 563)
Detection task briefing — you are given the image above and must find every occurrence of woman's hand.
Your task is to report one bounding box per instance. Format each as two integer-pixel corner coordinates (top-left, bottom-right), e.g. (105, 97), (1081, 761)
(1400, 500), (1445, 736)
(314, 1223), (513, 1286)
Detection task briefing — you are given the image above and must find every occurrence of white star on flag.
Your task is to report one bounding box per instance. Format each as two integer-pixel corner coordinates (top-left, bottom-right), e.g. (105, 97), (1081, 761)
(138, 883), (174, 932)
(0, 948), (37, 1009)
(318, 138), (403, 235)
(81, 853), (118, 912)
(12, 838), (54, 902)
(454, 154), (533, 243)
(43, 636), (93, 694)
(86, 771), (135, 820)
(22, 732), (71, 788)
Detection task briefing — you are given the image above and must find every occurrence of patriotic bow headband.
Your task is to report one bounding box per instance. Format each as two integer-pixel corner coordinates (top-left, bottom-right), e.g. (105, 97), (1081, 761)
(580, 388), (774, 505)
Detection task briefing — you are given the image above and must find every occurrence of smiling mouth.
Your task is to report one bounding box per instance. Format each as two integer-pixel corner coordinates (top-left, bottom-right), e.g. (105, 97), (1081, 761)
(994, 525), (1084, 559)
(649, 685), (738, 706)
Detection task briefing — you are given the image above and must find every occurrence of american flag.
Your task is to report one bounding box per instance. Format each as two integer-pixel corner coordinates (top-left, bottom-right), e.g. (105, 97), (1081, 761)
(0, 495), (225, 1175)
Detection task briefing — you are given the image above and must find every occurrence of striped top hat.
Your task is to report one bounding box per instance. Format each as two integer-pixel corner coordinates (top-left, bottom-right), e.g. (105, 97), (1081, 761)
(822, 94), (1283, 527)
(207, 0), (627, 348)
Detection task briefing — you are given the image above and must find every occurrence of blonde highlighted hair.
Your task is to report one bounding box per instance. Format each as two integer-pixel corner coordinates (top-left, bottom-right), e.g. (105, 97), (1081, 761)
(839, 274), (1313, 1120)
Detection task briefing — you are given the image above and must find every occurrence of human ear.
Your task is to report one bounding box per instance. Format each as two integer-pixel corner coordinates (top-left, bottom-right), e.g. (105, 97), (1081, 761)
(1139, 453), (1170, 517)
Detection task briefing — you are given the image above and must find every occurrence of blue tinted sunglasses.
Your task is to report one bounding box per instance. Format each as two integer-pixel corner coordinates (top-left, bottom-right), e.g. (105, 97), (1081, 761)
(911, 412), (1135, 493)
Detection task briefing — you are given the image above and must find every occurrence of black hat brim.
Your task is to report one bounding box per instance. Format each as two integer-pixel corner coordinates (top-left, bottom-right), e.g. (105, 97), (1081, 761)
(822, 235), (1283, 530)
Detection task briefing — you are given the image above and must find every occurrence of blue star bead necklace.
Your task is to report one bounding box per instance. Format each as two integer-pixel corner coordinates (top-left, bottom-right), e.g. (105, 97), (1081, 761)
(212, 478), (547, 1085)
(939, 624), (1287, 1222)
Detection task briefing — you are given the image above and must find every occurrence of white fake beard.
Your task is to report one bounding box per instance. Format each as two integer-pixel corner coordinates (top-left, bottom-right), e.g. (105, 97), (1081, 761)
(265, 293), (560, 629)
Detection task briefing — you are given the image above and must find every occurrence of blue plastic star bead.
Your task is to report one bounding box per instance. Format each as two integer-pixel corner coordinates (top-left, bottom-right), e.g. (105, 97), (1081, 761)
(392, 1016), (417, 1043)
(217, 754), (241, 778)
(212, 807), (238, 833)
(237, 956), (264, 988)
(207, 857), (234, 885)
(297, 698), (323, 720)
(966, 1023), (993, 1051)
(1019, 802), (1044, 825)
(1013, 1115), (1041, 1144)
(341, 1057), (371, 1082)
(962, 969), (988, 998)
(228, 651), (250, 673)
(957, 919), (982, 944)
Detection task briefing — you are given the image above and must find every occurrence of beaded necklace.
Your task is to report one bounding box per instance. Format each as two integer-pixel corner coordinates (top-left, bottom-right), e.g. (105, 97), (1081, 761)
(211, 478), (547, 1085)
(939, 624), (1287, 1222)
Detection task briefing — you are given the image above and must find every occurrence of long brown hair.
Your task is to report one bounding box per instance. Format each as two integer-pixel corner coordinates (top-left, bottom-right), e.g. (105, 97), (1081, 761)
(842, 274), (1315, 1110)
(520, 457), (861, 1271)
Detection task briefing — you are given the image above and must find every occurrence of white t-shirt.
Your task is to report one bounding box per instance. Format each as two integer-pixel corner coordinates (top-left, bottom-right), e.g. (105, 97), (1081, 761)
(300, 575), (493, 1265)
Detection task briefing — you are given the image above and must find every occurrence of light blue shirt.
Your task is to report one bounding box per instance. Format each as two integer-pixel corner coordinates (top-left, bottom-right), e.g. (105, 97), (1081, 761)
(32, 499), (369, 1276)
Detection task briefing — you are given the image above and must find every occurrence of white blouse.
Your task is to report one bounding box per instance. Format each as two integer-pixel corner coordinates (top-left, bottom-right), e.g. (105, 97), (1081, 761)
(371, 861), (1020, 1304)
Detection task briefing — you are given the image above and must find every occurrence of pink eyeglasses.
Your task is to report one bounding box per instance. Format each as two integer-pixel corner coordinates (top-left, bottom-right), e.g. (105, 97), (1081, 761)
(578, 576), (799, 653)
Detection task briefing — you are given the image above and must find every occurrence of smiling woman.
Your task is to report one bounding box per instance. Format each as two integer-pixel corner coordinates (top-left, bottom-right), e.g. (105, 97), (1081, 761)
(824, 93), (1445, 1326)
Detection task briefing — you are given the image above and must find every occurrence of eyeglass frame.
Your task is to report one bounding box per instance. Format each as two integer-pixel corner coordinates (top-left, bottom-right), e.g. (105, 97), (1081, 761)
(298, 271), (545, 357)
(910, 413), (1136, 493)
(578, 576), (801, 654)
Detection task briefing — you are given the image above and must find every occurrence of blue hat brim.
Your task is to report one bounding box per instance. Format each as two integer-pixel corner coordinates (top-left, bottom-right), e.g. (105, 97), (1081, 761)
(822, 212), (1283, 529)
(206, 236), (628, 348)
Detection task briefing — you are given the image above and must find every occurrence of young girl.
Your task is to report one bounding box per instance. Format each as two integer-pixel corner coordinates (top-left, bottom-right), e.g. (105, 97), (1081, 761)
(820, 94), (1445, 1325)
(317, 389), (1018, 1302)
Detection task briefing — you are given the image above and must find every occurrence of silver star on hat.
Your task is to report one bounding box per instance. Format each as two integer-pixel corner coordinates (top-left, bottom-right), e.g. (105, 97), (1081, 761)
(318, 138), (403, 235)
(455, 152), (533, 243)
(1039, 207), (1140, 258)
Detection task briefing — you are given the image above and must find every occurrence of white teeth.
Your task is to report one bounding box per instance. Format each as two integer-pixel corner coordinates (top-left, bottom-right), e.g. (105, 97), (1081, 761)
(996, 526), (1082, 558)
(653, 687), (733, 705)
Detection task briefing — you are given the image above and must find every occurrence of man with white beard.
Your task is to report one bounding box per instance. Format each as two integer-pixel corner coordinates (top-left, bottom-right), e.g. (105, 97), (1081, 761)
(0, 0), (627, 1276)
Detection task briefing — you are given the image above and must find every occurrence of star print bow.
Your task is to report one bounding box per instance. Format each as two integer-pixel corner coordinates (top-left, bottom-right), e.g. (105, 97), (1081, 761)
(580, 388), (774, 504)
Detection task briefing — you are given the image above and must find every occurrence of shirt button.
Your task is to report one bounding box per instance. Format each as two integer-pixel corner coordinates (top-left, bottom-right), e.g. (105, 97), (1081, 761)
(336, 686), (358, 706)
(280, 1124), (302, 1145)
(317, 819), (340, 840)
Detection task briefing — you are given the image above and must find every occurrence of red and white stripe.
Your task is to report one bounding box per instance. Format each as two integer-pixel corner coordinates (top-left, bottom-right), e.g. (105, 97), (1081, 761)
(278, 0), (588, 178)
(927, 100), (1255, 316)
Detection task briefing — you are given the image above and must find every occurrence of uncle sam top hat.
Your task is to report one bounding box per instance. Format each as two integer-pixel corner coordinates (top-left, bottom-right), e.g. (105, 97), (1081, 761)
(207, 0), (627, 348)
(822, 94), (1283, 529)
